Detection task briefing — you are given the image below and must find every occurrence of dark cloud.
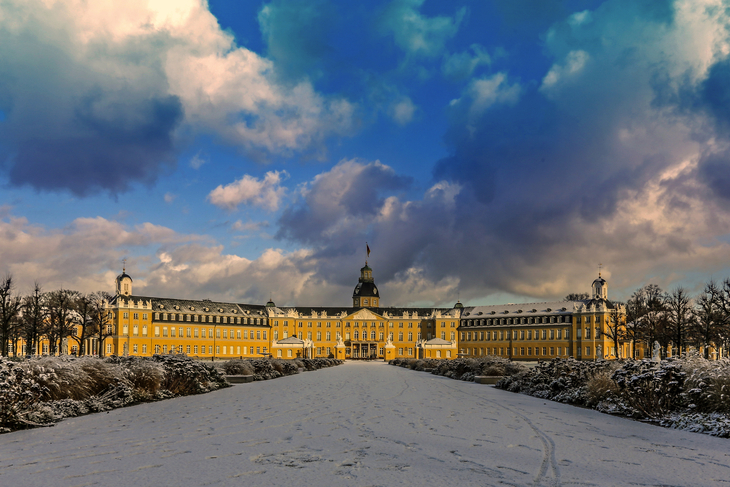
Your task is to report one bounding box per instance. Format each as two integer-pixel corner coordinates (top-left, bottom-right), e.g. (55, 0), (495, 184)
(5, 94), (182, 195)
(277, 160), (411, 248)
(273, 0), (729, 304)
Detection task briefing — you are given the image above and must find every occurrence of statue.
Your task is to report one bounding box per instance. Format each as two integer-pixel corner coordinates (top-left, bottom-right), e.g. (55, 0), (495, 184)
(652, 341), (661, 363)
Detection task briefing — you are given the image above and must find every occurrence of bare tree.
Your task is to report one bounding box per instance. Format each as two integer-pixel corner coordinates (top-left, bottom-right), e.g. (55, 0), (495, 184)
(604, 304), (624, 358)
(664, 287), (694, 356)
(0, 274), (22, 356)
(70, 293), (97, 356)
(693, 280), (726, 359)
(88, 291), (114, 357)
(45, 289), (80, 355)
(20, 283), (46, 356)
(623, 288), (646, 359)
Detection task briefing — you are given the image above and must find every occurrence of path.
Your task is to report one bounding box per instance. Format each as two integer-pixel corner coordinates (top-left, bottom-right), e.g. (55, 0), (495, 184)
(1, 361), (729, 486)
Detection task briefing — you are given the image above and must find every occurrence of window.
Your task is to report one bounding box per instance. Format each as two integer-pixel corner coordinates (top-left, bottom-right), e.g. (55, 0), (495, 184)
(257, 330), (261, 339)
(163, 345), (167, 353)
(222, 346), (227, 355)
(194, 345), (198, 354)
(162, 327), (168, 337)
(133, 313), (138, 320)
(143, 313), (148, 320)
(216, 346), (220, 354)
(186, 345), (191, 354)
(133, 325), (138, 336)
(527, 347), (532, 355)
(216, 329), (221, 338)
(142, 325), (147, 336)
(223, 330), (228, 339)
(123, 312), (129, 319)
(132, 344), (138, 353)
(142, 344), (147, 354)
(398, 348), (403, 355)
(317, 332), (321, 340)
(354, 330), (359, 340)
(520, 347), (525, 356)
(187, 328), (191, 337)
(251, 346), (255, 355)
(326, 331), (331, 340)
(237, 331), (241, 339)
(237, 346), (241, 355)
(408, 332), (413, 341)
(194, 328), (199, 337)
(586, 346), (591, 356)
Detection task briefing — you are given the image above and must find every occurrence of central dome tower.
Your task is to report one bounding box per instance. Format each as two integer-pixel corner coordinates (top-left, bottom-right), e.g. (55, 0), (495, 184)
(353, 263), (380, 308)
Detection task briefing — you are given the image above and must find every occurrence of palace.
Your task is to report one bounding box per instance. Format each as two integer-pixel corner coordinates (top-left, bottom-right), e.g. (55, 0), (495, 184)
(95, 262), (640, 362)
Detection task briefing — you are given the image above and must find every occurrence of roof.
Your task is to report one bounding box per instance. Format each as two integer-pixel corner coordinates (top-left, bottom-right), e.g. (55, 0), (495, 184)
(462, 301), (579, 319)
(114, 295), (268, 317)
(353, 281), (378, 297)
(116, 272), (133, 282)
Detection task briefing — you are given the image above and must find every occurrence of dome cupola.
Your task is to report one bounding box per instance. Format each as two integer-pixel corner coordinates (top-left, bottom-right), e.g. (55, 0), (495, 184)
(353, 263), (379, 308)
(592, 273), (608, 300)
(115, 263), (133, 296)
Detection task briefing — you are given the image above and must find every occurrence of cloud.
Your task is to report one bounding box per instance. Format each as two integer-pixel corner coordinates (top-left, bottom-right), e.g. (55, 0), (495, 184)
(277, 159), (411, 246)
(379, 0), (466, 58)
(189, 152), (207, 170)
(232, 220), (270, 232)
(441, 44), (492, 81)
(267, 0), (730, 305)
(208, 171), (289, 211)
(0, 0), (355, 195)
(258, 0), (336, 82)
(164, 193), (177, 204)
(390, 97), (417, 125)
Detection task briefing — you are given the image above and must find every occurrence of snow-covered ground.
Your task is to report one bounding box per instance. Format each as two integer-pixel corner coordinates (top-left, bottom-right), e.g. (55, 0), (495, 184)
(0, 361), (728, 487)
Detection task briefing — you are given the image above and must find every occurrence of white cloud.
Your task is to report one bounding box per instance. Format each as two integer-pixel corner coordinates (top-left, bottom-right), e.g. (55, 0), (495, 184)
(164, 192), (177, 203)
(189, 152), (207, 169)
(0, 0), (356, 187)
(207, 170), (288, 211)
(380, 0), (466, 58)
(390, 97), (416, 125)
(541, 50), (590, 90)
(232, 220), (269, 232)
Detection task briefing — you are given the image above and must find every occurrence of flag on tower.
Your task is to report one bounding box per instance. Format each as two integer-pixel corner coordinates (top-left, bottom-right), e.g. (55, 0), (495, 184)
(366, 243), (370, 258)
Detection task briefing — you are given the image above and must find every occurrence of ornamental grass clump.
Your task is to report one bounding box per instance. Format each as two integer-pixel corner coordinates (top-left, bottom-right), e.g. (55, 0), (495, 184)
(611, 359), (686, 418)
(0, 358), (47, 432)
(680, 354), (730, 414)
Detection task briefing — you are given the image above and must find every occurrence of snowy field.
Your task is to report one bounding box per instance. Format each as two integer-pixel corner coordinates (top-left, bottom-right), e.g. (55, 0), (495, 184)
(0, 361), (728, 487)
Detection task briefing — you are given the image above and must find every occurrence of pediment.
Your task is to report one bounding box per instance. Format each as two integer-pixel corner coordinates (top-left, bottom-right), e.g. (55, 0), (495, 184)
(346, 308), (384, 321)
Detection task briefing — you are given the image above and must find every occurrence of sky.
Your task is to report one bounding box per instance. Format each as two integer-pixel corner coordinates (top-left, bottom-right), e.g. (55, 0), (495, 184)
(2, 0), (730, 307)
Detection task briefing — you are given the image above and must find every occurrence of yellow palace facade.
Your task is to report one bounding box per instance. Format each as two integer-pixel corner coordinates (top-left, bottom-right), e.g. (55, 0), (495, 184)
(97, 263), (637, 362)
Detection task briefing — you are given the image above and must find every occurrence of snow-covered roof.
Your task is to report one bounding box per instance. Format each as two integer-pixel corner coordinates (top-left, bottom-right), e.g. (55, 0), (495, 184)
(461, 301), (579, 319)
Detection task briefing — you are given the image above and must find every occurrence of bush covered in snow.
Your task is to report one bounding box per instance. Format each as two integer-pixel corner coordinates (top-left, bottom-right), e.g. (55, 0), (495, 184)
(495, 354), (730, 437)
(390, 356), (527, 382)
(218, 357), (343, 381)
(1, 355), (229, 433)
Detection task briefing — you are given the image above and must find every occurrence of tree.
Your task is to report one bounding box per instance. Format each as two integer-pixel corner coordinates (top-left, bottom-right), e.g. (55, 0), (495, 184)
(21, 283), (46, 356)
(0, 274), (22, 356)
(88, 291), (113, 357)
(692, 281), (726, 359)
(70, 293), (96, 356)
(565, 293), (589, 301)
(623, 288), (647, 359)
(604, 304), (624, 358)
(664, 287), (694, 356)
(45, 289), (80, 355)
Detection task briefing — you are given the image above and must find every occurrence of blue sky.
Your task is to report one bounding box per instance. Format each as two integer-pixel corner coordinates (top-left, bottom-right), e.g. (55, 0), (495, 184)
(2, 0), (730, 307)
